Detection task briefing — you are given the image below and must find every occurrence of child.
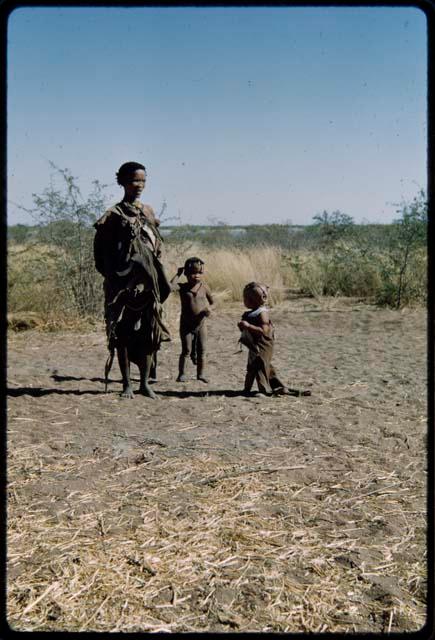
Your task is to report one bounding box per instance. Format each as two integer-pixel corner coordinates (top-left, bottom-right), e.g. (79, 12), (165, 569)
(238, 282), (289, 395)
(171, 257), (214, 383)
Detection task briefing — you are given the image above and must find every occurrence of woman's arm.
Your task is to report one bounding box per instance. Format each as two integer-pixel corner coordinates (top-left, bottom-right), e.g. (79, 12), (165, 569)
(94, 212), (122, 278)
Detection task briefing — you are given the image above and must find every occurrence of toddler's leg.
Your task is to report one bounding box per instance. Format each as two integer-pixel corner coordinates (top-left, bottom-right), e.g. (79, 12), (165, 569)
(270, 363), (312, 396)
(177, 332), (192, 381)
(196, 324), (208, 383)
(243, 368), (256, 393)
(243, 351), (256, 393)
(254, 356), (273, 395)
(269, 364), (288, 392)
(191, 333), (197, 364)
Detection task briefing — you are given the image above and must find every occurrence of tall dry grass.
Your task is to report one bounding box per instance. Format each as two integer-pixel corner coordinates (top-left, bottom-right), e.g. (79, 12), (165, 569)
(164, 244), (290, 306)
(8, 244), (69, 316)
(8, 237), (427, 331)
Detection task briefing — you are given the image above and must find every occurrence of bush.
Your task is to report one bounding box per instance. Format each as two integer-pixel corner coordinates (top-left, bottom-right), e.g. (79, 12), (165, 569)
(375, 191), (427, 307)
(10, 164), (108, 317)
(8, 243), (68, 316)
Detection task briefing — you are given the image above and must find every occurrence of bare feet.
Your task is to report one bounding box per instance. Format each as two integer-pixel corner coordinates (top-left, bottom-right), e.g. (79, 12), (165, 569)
(138, 384), (158, 399)
(272, 386), (291, 396)
(273, 386), (312, 397)
(120, 385), (135, 399)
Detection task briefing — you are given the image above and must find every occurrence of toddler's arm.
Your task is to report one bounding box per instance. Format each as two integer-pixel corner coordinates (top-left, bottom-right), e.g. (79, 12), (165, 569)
(205, 285), (214, 306)
(238, 310), (271, 337)
(169, 266), (184, 291)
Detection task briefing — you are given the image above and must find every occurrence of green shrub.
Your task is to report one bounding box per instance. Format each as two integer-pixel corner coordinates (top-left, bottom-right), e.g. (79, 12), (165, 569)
(12, 164), (107, 317)
(375, 191), (427, 307)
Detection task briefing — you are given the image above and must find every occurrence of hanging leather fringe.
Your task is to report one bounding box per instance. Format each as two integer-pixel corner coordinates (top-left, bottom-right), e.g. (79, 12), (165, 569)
(104, 347), (115, 393)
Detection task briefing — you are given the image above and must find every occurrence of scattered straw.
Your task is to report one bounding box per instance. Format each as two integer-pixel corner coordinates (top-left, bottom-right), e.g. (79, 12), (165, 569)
(7, 441), (426, 633)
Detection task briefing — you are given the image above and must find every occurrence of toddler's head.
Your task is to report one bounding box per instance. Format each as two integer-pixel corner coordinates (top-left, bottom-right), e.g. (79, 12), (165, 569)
(243, 281), (268, 310)
(184, 257), (205, 282)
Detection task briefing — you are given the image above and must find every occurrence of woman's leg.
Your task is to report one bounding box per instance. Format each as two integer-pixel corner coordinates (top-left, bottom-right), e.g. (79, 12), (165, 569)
(139, 353), (157, 399)
(149, 352), (158, 382)
(117, 345), (134, 398)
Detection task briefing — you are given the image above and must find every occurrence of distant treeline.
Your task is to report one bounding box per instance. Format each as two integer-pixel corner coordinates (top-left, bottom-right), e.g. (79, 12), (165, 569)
(159, 221), (400, 252)
(7, 219), (408, 253)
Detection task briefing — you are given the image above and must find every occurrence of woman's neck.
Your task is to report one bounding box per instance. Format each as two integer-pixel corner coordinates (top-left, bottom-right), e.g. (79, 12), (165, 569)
(122, 195), (141, 205)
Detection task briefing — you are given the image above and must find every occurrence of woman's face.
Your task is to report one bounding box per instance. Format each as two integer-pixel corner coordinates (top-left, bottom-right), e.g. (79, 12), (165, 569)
(123, 169), (146, 201)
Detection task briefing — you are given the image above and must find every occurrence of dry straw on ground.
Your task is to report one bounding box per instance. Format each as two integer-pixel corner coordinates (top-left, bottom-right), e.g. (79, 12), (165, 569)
(7, 300), (427, 632)
(8, 441), (426, 632)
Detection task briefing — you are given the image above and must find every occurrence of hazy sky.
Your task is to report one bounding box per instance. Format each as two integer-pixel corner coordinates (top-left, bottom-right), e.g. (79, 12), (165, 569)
(8, 6), (427, 226)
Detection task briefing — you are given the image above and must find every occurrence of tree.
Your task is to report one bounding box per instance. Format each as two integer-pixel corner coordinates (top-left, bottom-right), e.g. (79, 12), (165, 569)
(312, 210), (354, 246)
(381, 190), (427, 308)
(19, 163), (109, 316)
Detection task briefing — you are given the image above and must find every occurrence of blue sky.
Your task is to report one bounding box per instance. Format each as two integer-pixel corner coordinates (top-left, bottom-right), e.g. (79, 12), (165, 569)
(7, 6), (427, 226)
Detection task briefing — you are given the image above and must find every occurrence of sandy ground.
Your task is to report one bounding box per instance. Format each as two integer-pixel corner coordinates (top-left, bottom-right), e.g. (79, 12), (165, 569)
(6, 299), (428, 632)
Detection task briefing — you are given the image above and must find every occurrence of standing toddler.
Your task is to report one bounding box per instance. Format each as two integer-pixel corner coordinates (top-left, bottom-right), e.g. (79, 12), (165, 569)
(238, 282), (288, 395)
(171, 257), (214, 382)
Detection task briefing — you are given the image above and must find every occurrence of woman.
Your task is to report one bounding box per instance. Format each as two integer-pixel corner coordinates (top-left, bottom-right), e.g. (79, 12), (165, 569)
(93, 161), (170, 398)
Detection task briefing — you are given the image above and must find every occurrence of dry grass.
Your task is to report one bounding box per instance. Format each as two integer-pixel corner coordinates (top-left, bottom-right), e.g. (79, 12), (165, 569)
(8, 243), (289, 332)
(8, 242), (64, 263)
(8, 244), (68, 316)
(7, 442), (426, 633)
(7, 312), (101, 334)
(164, 244), (288, 305)
(8, 238), (427, 333)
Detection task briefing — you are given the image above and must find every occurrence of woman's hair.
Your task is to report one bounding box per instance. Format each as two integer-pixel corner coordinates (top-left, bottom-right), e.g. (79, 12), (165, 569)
(184, 256), (205, 275)
(116, 162), (146, 186)
(243, 281), (269, 302)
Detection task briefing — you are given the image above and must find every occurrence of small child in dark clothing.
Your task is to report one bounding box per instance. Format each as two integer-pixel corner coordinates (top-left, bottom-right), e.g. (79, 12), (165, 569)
(171, 257), (214, 383)
(238, 282), (289, 395)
